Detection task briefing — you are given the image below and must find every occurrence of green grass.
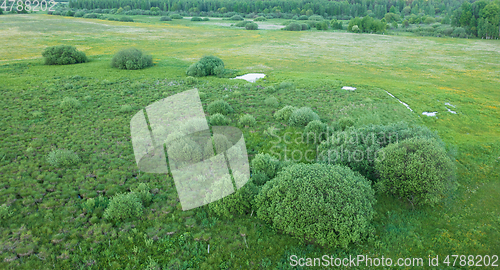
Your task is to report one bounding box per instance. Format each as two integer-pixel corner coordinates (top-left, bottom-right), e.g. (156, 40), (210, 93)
(1, 14), (499, 268)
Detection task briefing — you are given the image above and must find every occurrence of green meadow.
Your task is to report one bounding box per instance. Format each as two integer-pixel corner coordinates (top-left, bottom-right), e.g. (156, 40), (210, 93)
(1, 14), (499, 269)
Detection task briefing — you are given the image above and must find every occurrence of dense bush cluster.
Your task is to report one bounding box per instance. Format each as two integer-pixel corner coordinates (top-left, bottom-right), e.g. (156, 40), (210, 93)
(274, 105), (297, 122)
(348, 16), (387, 33)
(103, 192), (144, 221)
(303, 120), (328, 144)
(255, 163), (375, 248)
(42, 45), (88, 65)
(207, 100), (233, 115)
(375, 138), (456, 206)
(283, 22), (309, 31)
(186, 56), (224, 77)
(209, 113), (230, 125)
(245, 22), (258, 30)
(288, 107), (320, 127)
(110, 48), (153, 70)
(160, 16), (172, 21)
(238, 114), (257, 127)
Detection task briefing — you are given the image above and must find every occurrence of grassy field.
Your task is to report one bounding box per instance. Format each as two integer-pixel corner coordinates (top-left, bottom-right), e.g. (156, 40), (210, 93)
(1, 14), (499, 269)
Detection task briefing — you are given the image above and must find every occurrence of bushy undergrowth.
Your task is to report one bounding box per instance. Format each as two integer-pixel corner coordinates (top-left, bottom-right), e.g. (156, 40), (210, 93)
(110, 48), (153, 70)
(42, 45), (88, 65)
(186, 56), (224, 77)
(375, 138), (456, 206)
(191, 16), (202, 21)
(171, 14), (182, 19)
(264, 96), (279, 107)
(209, 113), (230, 125)
(60, 97), (81, 110)
(207, 100), (233, 115)
(303, 120), (328, 144)
(288, 107), (320, 127)
(255, 163), (375, 248)
(238, 114), (256, 127)
(274, 105), (297, 122)
(160, 16), (172, 21)
(245, 22), (258, 30)
(47, 149), (80, 167)
(103, 192), (144, 221)
(251, 153), (280, 179)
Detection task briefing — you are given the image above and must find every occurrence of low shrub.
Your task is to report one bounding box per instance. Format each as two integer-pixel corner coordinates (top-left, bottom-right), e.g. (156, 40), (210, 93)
(110, 48), (153, 70)
(202, 17), (210, 21)
(334, 117), (355, 131)
(83, 13), (98, 18)
(186, 56), (224, 77)
(284, 22), (301, 31)
(119, 16), (134, 22)
(230, 15), (244, 21)
(264, 86), (276, 93)
(255, 163), (375, 248)
(251, 153), (280, 179)
(207, 100), (233, 115)
(308, 15), (324, 21)
(74, 11), (85, 17)
(42, 45), (88, 65)
(60, 97), (81, 110)
(245, 22), (258, 30)
(235, 21), (250, 27)
(185, 76), (197, 85)
(103, 192), (144, 221)
(191, 16), (202, 21)
(274, 105), (297, 122)
(119, 104), (133, 113)
(303, 120), (328, 144)
(160, 16), (172, 21)
(288, 107), (320, 127)
(47, 149), (80, 167)
(375, 138), (456, 206)
(171, 14), (183, 19)
(264, 96), (279, 107)
(239, 114), (256, 127)
(298, 15), (309, 20)
(209, 113), (230, 126)
(278, 81), (295, 89)
(254, 16), (266, 21)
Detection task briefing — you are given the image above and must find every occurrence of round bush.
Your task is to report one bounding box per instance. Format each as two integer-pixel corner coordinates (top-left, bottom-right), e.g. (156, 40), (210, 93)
(245, 22), (258, 30)
(103, 192), (143, 221)
(167, 137), (204, 166)
(301, 23), (310, 30)
(298, 15), (309, 20)
(111, 48), (153, 70)
(83, 13), (98, 18)
(264, 96), (279, 107)
(251, 153), (280, 179)
(74, 11), (85, 17)
(238, 114), (256, 127)
(187, 56), (224, 77)
(308, 15), (324, 21)
(278, 81), (294, 89)
(264, 86), (276, 93)
(171, 14), (183, 19)
(274, 105), (297, 122)
(202, 17), (210, 21)
(207, 100), (233, 115)
(335, 117), (355, 131)
(235, 21), (250, 27)
(288, 107), (320, 127)
(42, 45), (88, 65)
(191, 16), (202, 21)
(254, 16), (266, 21)
(185, 76), (197, 85)
(375, 138), (456, 206)
(160, 16), (172, 21)
(284, 22), (301, 31)
(303, 120), (328, 144)
(47, 149), (80, 167)
(230, 15), (244, 21)
(255, 163), (375, 248)
(209, 113), (230, 126)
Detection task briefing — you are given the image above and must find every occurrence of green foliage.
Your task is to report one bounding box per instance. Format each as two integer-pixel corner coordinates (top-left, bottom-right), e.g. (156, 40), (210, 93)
(110, 48), (153, 70)
(334, 117), (355, 131)
(255, 163), (375, 248)
(235, 20), (251, 27)
(132, 183), (153, 206)
(167, 137), (204, 166)
(42, 45), (88, 65)
(308, 15), (324, 21)
(119, 104), (133, 113)
(206, 173), (258, 218)
(60, 97), (81, 110)
(278, 81), (295, 89)
(209, 113), (230, 126)
(207, 100), (233, 115)
(254, 16), (266, 21)
(264, 85), (276, 93)
(238, 114), (256, 127)
(303, 120), (328, 144)
(47, 149), (80, 167)
(191, 16), (202, 21)
(230, 15), (244, 20)
(202, 17), (210, 21)
(186, 56), (224, 77)
(348, 16), (387, 33)
(185, 76), (197, 85)
(315, 21), (329, 30)
(264, 96), (279, 107)
(171, 14), (183, 19)
(251, 153), (280, 179)
(251, 172), (270, 186)
(103, 192), (144, 222)
(0, 204), (13, 220)
(283, 22), (304, 31)
(245, 22), (258, 30)
(274, 105), (297, 122)
(317, 122), (444, 182)
(375, 138), (457, 206)
(288, 107), (320, 127)
(119, 16), (134, 22)
(298, 15), (309, 20)
(160, 16), (172, 21)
